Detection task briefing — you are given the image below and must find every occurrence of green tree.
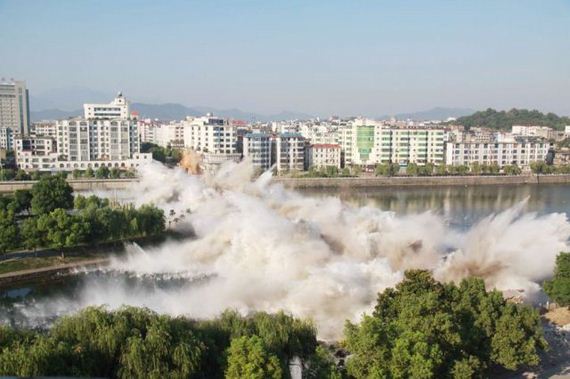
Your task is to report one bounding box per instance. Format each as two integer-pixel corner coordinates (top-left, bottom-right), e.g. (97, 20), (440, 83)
(0, 209), (18, 253)
(71, 169), (82, 179)
(344, 270), (547, 378)
(20, 217), (43, 252)
(435, 164), (448, 176)
(95, 166), (110, 179)
(84, 167), (94, 178)
(503, 164), (522, 176)
(36, 209), (89, 257)
(225, 335), (282, 379)
(11, 189), (32, 214)
(109, 168), (121, 179)
(30, 175), (74, 215)
(406, 163), (419, 176)
(14, 170), (31, 181)
(543, 252), (570, 306)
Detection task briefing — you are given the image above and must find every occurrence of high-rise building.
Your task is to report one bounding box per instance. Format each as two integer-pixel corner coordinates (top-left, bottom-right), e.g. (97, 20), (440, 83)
(0, 79), (30, 135)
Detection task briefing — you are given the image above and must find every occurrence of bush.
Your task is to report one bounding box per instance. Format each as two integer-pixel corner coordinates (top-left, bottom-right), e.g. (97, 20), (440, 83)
(544, 252), (570, 307)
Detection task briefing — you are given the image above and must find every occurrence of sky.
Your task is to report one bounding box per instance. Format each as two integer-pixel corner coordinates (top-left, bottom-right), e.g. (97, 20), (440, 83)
(1, 0), (569, 116)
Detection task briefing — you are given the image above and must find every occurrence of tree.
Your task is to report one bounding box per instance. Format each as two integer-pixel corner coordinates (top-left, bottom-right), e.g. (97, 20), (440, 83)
(435, 164), (447, 176)
(503, 164), (522, 176)
(84, 167), (94, 178)
(30, 175), (74, 215)
(109, 168), (121, 179)
(20, 217), (43, 252)
(543, 252), (570, 306)
(10, 189), (32, 214)
(406, 163), (419, 176)
(0, 209), (18, 254)
(344, 270), (547, 378)
(14, 170), (30, 181)
(95, 166), (110, 179)
(72, 169), (82, 179)
(225, 336), (282, 379)
(36, 209), (89, 257)
(375, 163), (399, 177)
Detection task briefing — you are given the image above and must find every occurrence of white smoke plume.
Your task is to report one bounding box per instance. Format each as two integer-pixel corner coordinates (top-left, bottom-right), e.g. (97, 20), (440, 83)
(7, 161), (570, 340)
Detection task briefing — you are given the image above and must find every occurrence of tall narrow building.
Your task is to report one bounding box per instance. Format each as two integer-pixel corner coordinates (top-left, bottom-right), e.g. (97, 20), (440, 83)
(0, 79), (30, 135)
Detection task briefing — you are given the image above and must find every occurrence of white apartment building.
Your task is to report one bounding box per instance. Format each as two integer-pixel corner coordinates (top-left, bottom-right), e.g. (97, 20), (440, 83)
(0, 79), (30, 135)
(183, 115), (237, 154)
(56, 118), (140, 162)
(445, 141), (551, 168)
(243, 132), (272, 171)
(84, 92), (130, 120)
(307, 144), (341, 169)
(137, 118), (159, 145)
(155, 122), (185, 148)
(340, 120), (445, 167)
(512, 125), (553, 139)
(276, 133), (305, 172)
(31, 121), (58, 138)
(0, 127), (14, 150)
(565, 126), (570, 136)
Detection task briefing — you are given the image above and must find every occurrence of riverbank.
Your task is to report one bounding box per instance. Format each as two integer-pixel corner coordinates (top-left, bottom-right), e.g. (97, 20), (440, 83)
(273, 174), (570, 189)
(0, 178), (137, 193)
(0, 258), (110, 288)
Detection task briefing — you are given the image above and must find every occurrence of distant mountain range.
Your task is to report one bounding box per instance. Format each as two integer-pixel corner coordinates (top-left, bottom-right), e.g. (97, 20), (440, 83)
(31, 102), (313, 122)
(378, 107), (476, 121)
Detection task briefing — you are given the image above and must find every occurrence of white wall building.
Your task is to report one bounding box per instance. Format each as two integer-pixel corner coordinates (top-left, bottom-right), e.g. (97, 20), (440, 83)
(276, 133), (305, 172)
(183, 115), (237, 154)
(445, 141), (551, 168)
(0, 127), (14, 150)
(243, 132), (272, 171)
(307, 144), (341, 169)
(84, 92), (130, 120)
(56, 118), (140, 162)
(155, 122), (185, 148)
(0, 79), (30, 135)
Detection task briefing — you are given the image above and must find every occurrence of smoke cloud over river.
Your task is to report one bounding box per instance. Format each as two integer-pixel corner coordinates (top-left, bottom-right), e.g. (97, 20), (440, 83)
(5, 161), (570, 340)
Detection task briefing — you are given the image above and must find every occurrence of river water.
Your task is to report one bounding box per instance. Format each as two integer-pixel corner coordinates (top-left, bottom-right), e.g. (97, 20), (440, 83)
(1, 183), (570, 331)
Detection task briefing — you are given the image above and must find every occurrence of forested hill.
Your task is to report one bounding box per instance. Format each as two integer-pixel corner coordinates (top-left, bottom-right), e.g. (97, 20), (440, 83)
(452, 108), (570, 130)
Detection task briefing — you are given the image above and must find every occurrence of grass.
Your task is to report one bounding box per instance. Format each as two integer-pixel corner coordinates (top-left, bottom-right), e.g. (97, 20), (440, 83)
(0, 253), (106, 275)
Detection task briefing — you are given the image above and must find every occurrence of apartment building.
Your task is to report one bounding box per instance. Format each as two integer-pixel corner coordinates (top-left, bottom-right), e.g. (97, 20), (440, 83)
(243, 132), (272, 171)
(0, 127), (14, 150)
(183, 115), (237, 154)
(445, 141), (551, 167)
(307, 144), (341, 169)
(0, 79), (30, 135)
(275, 133), (305, 172)
(31, 121), (58, 138)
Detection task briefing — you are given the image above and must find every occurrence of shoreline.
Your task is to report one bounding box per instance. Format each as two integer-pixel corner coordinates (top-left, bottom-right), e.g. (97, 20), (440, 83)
(272, 174), (570, 189)
(0, 258), (110, 288)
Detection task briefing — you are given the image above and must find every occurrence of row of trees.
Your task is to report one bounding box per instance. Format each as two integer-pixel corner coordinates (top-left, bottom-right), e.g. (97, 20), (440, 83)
(0, 175), (165, 254)
(529, 161), (570, 175)
(0, 307), (324, 379)
(0, 269), (555, 378)
(72, 166), (136, 179)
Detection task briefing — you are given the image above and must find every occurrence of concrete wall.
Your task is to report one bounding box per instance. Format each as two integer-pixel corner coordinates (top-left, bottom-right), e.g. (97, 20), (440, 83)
(272, 174), (570, 189)
(0, 178), (137, 193)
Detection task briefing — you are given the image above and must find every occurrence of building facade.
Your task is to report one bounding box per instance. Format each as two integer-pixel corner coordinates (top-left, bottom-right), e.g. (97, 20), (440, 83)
(183, 115), (237, 154)
(0, 79), (30, 135)
(307, 144), (341, 169)
(84, 92), (130, 119)
(0, 127), (14, 150)
(243, 132), (272, 171)
(445, 141), (551, 167)
(276, 133), (305, 172)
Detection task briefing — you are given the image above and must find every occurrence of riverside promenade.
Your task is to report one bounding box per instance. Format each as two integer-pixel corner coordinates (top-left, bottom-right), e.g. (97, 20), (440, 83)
(0, 178), (137, 193)
(273, 174), (570, 189)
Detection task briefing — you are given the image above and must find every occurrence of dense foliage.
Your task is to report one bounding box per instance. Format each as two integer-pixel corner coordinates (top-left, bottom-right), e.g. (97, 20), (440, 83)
(543, 252), (570, 307)
(453, 108), (570, 131)
(0, 307), (318, 379)
(344, 270), (547, 378)
(142, 142), (183, 165)
(373, 163), (525, 177)
(0, 177), (165, 254)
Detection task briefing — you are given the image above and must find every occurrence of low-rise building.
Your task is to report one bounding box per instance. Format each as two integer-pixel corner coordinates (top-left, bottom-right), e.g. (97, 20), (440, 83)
(445, 141), (551, 168)
(307, 144), (341, 169)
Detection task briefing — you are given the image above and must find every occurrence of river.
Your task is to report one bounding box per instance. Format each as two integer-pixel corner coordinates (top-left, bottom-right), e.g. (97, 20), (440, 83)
(1, 182), (570, 332)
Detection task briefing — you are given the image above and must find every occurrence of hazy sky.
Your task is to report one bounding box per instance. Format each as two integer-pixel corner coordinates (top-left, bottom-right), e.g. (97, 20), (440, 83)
(1, 0), (569, 116)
